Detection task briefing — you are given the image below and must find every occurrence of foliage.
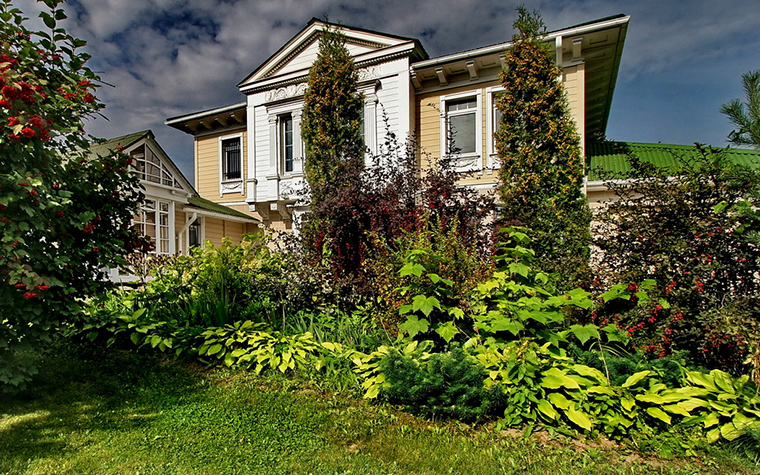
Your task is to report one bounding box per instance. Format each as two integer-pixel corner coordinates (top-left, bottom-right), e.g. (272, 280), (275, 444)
(379, 344), (507, 423)
(721, 69), (760, 147)
(0, 0), (143, 389)
(301, 26), (364, 206)
(371, 216), (493, 338)
(7, 348), (754, 475)
(495, 7), (592, 289)
(593, 145), (760, 375)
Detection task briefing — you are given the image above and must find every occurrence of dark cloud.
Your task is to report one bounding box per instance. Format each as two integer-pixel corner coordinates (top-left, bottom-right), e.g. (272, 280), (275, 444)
(11, 0), (760, 179)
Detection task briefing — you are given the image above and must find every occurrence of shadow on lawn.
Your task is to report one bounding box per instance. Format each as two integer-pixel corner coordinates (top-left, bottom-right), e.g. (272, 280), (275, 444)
(0, 342), (206, 471)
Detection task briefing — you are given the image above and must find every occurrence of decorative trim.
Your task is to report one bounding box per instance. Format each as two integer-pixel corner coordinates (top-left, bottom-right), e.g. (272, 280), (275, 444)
(265, 83), (308, 103)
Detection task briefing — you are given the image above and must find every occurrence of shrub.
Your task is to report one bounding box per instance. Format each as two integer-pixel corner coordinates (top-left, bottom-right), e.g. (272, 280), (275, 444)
(379, 344), (506, 423)
(0, 0), (143, 389)
(594, 145), (760, 375)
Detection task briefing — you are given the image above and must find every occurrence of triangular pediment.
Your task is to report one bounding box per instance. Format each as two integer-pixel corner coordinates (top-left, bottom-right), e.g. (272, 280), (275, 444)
(238, 18), (425, 89)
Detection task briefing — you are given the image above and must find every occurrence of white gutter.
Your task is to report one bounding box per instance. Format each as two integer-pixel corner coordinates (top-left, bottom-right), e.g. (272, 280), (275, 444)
(412, 15), (630, 70)
(181, 206), (258, 224)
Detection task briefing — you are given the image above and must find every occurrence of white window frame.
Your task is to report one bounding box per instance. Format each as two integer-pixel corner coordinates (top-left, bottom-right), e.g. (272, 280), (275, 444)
(486, 86), (505, 173)
(267, 102), (304, 179)
(218, 132), (244, 196)
(130, 144), (184, 191)
(280, 113), (295, 174)
(134, 198), (174, 256)
(440, 91), (482, 173)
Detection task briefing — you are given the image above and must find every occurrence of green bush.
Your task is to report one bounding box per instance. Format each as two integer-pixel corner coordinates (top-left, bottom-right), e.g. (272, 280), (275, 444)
(379, 344), (506, 423)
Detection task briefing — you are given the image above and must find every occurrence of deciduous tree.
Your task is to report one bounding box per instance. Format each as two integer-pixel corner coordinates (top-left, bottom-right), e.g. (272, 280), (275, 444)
(0, 0), (143, 389)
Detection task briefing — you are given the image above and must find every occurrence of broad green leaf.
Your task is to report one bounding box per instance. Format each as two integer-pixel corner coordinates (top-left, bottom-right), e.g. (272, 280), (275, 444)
(587, 386), (615, 396)
(547, 392), (570, 410)
(565, 406), (593, 430)
(206, 344), (222, 356)
(364, 384), (380, 399)
(685, 371), (719, 392)
(710, 370), (736, 394)
(706, 427), (721, 444)
(679, 398), (708, 412)
(622, 370), (651, 388)
(703, 412), (720, 428)
(398, 315), (430, 338)
(541, 367), (580, 390)
(662, 404), (691, 417)
(448, 307), (465, 319)
(435, 322), (459, 343)
(734, 413), (757, 431)
(568, 324), (600, 345)
(399, 262), (424, 277)
(720, 422), (743, 441)
(536, 399), (558, 420)
(130, 333), (140, 345)
(646, 407), (672, 424)
(636, 394), (666, 405)
(621, 397), (636, 413)
(412, 295), (440, 317)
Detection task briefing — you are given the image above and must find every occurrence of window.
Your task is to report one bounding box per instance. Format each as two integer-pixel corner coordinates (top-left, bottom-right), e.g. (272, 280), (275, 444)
(484, 87), (506, 172)
(188, 218), (201, 248)
(446, 97), (477, 155)
(134, 199), (171, 255)
(130, 145), (183, 189)
(281, 114), (293, 173)
(222, 138), (242, 181)
(440, 93), (482, 172)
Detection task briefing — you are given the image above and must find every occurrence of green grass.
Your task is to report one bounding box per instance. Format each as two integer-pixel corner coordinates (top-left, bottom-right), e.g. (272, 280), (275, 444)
(1, 344), (757, 475)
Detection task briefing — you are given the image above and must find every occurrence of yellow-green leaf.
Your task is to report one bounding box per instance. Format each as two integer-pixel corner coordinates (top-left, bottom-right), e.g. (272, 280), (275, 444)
(565, 406), (593, 430)
(646, 407), (671, 424)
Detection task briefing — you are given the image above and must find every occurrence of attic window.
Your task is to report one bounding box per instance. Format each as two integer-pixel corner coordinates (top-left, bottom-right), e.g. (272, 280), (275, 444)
(129, 145), (183, 190)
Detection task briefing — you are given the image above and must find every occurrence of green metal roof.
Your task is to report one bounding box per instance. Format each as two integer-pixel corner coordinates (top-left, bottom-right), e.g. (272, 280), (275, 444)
(587, 141), (760, 180)
(87, 130), (150, 158)
(186, 196), (255, 221)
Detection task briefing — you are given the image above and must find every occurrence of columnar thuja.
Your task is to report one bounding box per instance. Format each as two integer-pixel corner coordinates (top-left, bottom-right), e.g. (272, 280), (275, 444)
(0, 0), (143, 389)
(495, 7), (592, 289)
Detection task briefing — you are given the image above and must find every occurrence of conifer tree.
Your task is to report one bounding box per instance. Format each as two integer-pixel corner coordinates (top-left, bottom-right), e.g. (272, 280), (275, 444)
(721, 69), (760, 147)
(301, 26), (364, 206)
(495, 7), (592, 288)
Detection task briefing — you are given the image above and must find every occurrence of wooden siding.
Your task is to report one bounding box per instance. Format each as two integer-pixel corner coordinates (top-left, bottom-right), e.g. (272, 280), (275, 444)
(195, 130), (248, 202)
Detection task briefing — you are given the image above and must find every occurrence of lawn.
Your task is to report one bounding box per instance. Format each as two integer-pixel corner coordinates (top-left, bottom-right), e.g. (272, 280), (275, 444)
(0, 343), (756, 475)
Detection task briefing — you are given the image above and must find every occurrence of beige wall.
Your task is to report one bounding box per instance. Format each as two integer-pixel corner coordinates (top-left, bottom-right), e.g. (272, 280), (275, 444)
(195, 129), (248, 202)
(414, 66), (585, 190)
(203, 216), (258, 247)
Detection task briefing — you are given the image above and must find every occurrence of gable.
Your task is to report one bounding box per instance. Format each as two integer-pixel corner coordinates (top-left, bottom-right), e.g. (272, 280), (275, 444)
(238, 18), (426, 89)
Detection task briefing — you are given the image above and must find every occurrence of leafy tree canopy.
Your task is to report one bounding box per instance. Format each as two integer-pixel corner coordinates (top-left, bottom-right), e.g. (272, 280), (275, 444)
(0, 0), (143, 389)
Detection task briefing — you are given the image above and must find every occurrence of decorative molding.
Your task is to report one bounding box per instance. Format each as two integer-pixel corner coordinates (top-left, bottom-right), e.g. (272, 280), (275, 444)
(265, 83), (308, 102)
(357, 65), (380, 81)
(221, 180), (243, 194)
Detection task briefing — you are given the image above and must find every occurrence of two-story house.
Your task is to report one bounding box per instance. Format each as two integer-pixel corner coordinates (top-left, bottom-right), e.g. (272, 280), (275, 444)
(166, 15), (631, 230)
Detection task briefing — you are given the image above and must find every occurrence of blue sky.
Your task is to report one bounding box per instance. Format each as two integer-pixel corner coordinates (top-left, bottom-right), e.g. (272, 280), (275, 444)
(14, 0), (760, 180)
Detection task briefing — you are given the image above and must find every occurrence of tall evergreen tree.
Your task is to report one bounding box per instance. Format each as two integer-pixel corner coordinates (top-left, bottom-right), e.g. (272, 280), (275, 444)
(495, 7), (592, 288)
(721, 69), (760, 148)
(301, 26), (365, 206)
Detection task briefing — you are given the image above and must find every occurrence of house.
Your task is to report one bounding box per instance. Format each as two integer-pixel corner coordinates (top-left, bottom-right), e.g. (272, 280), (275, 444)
(165, 15), (630, 230)
(88, 131), (259, 280)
